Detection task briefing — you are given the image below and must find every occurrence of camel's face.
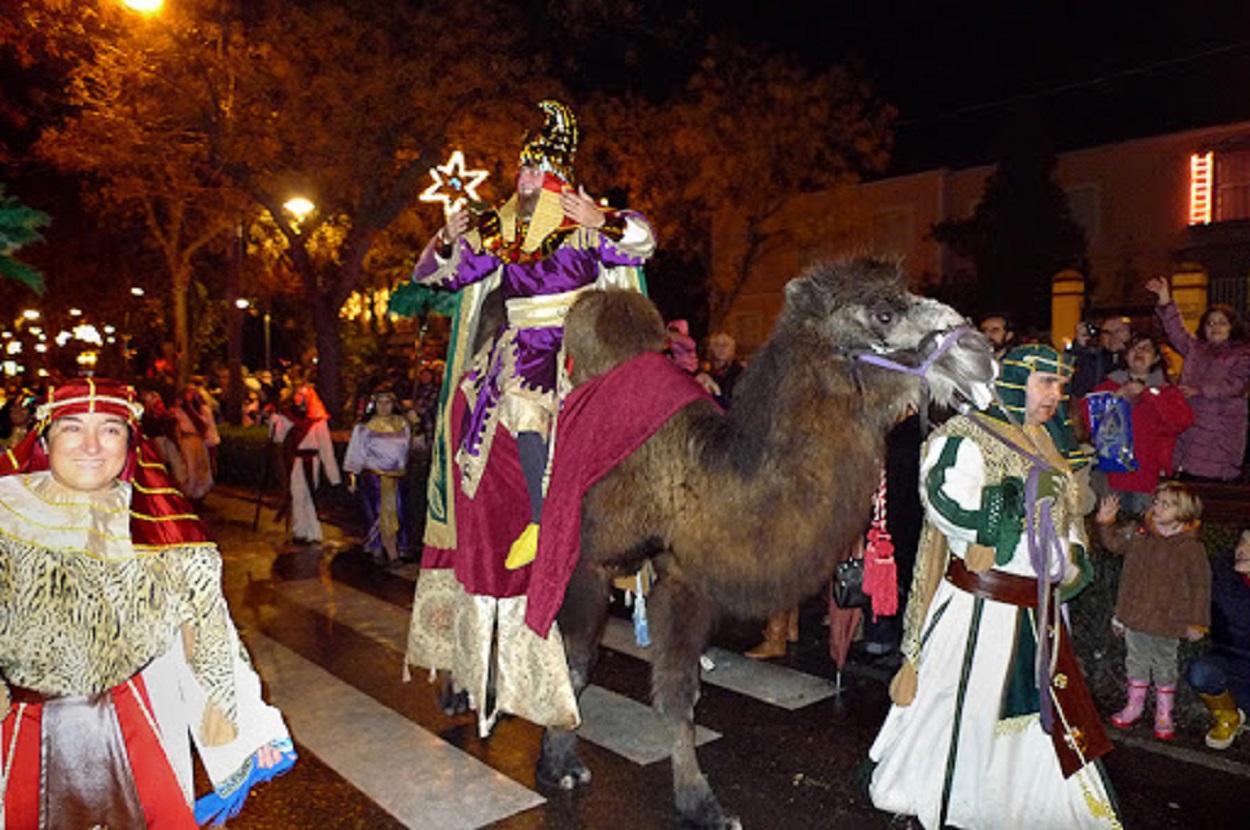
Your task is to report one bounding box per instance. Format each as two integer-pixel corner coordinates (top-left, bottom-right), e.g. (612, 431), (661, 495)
(783, 259), (997, 411)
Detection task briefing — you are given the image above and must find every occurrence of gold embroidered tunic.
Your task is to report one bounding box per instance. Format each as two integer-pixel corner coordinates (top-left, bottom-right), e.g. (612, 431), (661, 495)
(0, 471), (235, 728)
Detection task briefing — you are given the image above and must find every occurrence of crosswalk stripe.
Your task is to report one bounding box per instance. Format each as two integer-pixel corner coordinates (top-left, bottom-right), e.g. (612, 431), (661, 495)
(601, 617), (837, 710)
(578, 684), (720, 765)
(246, 632), (544, 829)
(272, 575), (721, 764)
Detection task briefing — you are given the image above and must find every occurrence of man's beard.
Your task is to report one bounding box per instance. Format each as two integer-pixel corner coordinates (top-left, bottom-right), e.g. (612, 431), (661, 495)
(517, 189), (539, 219)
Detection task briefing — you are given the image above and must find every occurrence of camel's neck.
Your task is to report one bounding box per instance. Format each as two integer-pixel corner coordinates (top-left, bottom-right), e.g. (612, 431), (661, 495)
(692, 337), (918, 616)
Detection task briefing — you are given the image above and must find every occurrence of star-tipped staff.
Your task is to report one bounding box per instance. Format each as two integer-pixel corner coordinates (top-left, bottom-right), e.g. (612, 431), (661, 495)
(419, 150), (489, 218)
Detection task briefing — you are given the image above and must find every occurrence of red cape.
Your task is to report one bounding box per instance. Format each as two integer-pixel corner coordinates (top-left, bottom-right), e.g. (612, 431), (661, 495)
(525, 351), (713, 636)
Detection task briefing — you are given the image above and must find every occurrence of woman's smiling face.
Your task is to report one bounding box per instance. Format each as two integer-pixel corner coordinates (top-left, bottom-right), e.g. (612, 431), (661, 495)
(46, 412), (129, 493)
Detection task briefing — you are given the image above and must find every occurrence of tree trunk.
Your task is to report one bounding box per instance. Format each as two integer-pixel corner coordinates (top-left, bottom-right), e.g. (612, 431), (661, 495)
(310, 293), (345, 424)
(224, 221), (244, 424)
(173, 268), (191, 388)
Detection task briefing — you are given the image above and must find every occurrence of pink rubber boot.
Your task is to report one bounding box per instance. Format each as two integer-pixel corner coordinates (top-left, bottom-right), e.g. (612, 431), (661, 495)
(1110, 679), (1149, 728)
(1154, 685), (1177, 740)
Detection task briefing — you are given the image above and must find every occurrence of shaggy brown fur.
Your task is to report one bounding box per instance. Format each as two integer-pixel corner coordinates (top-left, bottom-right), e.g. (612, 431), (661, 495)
(562, 288), (667, 385)
(536, 258), (995, 829)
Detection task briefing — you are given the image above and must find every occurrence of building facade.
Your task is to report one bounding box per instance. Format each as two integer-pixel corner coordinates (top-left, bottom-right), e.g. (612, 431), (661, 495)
(716, 121), (1250, 353)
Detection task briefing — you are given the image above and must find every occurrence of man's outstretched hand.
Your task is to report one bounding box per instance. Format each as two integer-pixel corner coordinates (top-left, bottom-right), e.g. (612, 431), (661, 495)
(560, 185), (605, 229)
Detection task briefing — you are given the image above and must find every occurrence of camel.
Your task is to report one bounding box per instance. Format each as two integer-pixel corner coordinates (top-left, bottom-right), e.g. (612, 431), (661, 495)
(537, 258), (997, 829)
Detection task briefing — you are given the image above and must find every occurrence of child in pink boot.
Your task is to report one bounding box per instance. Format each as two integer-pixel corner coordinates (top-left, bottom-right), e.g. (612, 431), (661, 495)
(1096, 482), (1212, 739)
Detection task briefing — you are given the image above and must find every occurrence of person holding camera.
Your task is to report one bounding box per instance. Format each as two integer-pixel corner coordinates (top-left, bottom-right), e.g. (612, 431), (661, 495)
(1069, 315), (1131, 400)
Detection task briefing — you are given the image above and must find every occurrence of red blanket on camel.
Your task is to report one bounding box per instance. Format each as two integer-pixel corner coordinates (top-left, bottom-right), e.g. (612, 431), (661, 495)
(524, 351), (712, 636)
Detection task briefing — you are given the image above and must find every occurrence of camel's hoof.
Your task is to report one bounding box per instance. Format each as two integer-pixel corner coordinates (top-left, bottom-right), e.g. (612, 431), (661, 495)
(676, 785), (739, 829)
(438, 687), (470, 716)
(536, 756), (592, 791)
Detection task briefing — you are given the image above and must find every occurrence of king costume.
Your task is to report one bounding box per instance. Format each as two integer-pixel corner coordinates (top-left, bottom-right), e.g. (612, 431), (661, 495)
(343, 391), (412, 563)
(868, 345), (1123, 829)
(404, 100), (654, 734)
(269, 382), (341, 544)
(0, 379), (293, 827)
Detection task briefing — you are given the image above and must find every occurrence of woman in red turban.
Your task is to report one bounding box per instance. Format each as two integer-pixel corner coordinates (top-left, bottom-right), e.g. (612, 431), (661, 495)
(0, 379), (294, 826)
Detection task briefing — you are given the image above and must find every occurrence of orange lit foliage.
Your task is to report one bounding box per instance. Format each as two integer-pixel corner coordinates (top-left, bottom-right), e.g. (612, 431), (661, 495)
(584, 42), (895, 327)
(14, 0), (559, 417)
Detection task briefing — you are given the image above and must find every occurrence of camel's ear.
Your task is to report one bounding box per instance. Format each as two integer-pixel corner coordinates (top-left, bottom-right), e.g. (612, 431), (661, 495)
(784, 276), (828, 318)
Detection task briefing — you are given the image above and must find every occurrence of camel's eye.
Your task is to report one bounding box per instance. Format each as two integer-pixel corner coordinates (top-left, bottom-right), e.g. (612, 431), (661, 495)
(875, 309), (894, 326)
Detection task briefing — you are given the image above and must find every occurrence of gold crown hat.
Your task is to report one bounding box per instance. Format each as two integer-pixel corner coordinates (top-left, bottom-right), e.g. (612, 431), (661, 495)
(518, 100), (579, 184)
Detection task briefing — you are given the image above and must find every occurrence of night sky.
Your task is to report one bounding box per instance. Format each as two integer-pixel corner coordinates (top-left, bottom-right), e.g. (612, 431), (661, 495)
(594, 1), (1250, 173)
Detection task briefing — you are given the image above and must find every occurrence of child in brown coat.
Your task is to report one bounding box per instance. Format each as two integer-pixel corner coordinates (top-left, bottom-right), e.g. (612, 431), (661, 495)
(1096, 481), (1211, 739)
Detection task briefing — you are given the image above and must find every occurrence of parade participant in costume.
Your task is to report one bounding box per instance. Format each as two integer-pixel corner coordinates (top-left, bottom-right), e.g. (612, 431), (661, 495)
(343, 387), (411, 565)
(0, 379), (294, 826)
(405, 100), (653, 735)
(173, 385), (217, 500)
(869, 345), (1121, 829)
(269, 377), (341, 544)
(141, 387), (190, 493)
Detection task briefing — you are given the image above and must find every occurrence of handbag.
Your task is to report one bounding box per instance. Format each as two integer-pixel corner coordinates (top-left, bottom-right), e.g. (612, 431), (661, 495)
(832, 554), (870, 609)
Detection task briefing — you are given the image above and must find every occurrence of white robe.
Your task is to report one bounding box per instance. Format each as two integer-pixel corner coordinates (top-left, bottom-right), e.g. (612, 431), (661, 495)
(869, 434), (1121, 830)
(270, 414), (341, 542)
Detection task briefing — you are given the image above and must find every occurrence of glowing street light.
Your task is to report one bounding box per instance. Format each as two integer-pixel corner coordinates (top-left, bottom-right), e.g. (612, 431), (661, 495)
(121, 0), (164, 13)
(103, 325), (116, 335)
(130, 286), (145, 297)
(69, 308), (83, 317)
(235, 298), (251, 310)
(283, 196), (315, 222)
(21, 310), (39, 321)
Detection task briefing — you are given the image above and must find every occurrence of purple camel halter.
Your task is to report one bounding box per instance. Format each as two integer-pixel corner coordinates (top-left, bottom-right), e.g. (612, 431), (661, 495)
(854, 324), (970, 379)
(855, 325), (971, 430)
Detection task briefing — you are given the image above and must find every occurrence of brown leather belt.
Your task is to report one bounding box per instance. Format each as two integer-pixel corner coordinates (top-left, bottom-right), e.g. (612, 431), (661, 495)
(946, 555), (1044, 606)
(946, 556), (1112, 778)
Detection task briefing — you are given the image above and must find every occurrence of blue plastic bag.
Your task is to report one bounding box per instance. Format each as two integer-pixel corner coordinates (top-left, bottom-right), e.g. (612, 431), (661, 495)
(1085, 391), (1138, 473)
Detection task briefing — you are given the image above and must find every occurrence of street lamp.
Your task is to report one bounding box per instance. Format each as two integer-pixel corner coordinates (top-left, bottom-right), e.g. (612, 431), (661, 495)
(130, 286), (145, 297)
(235, 298), (251, 310)
(283, 196), (315, 222)
(21, 310), (39, 321)
(69, 308), (83, 317)
(120, 0), (164, 13)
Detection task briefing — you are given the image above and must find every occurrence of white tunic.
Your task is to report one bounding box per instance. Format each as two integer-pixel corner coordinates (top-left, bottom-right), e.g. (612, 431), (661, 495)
(869, 433), (1121, 830)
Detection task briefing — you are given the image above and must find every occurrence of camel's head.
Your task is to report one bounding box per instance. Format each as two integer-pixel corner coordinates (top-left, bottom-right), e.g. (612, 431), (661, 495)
(782, 258), (997, 412)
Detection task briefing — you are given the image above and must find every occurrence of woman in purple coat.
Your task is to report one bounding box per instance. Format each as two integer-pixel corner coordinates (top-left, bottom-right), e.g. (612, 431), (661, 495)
(1146, 277), (1250, 481)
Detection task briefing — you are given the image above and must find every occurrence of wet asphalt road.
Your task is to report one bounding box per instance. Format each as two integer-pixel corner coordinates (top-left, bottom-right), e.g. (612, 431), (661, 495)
(202, 489), (1248, 829)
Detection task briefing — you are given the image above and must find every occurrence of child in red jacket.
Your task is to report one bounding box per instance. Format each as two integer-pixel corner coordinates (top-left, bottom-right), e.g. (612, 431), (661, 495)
(1084, 333), (1193, 515)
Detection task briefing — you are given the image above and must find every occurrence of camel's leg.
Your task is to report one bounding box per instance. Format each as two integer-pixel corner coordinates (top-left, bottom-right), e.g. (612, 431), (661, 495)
(537, 561), (611, 791)
(649, 576), (740, 830)
(434, 669), (469, 716)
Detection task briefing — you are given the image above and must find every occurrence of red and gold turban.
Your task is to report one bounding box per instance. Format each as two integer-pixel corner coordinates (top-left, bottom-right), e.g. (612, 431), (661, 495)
(0, 378), (211, 548)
